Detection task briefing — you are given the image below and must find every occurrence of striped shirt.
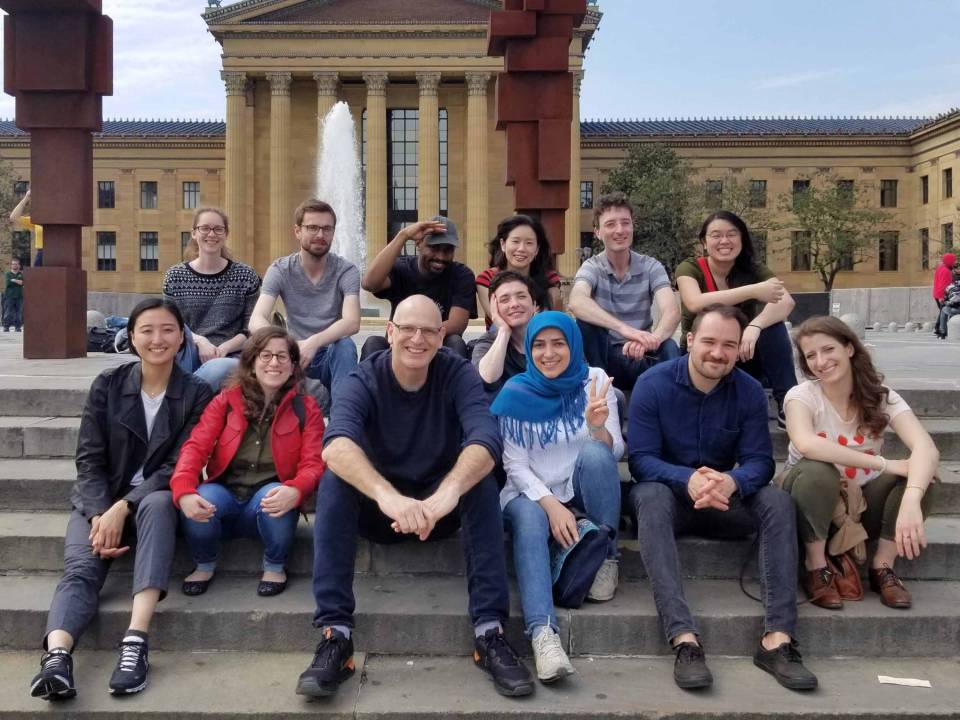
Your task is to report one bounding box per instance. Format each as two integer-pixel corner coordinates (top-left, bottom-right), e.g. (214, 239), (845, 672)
(574, 251), (671, 341)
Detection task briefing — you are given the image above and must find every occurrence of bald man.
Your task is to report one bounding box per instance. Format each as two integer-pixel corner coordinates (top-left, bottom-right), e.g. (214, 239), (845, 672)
(298, 296), (533, 699)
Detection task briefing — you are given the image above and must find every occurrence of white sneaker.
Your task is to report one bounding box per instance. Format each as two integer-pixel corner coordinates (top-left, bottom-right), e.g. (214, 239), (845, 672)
(532, 627), (575, 683)
(587, 558), (619, 602)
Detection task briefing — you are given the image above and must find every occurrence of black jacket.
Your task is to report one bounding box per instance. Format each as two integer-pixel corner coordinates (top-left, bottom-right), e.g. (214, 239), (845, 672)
(71, 361), (213, 520)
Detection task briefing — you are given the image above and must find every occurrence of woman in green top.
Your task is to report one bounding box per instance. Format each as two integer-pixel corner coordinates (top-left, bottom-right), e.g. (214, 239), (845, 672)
(675, 210), (797, 427)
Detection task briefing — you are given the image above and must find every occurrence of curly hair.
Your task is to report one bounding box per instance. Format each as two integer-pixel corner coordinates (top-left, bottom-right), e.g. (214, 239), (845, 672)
(227, 327), (303, 424)
(793, 315), (891, 437)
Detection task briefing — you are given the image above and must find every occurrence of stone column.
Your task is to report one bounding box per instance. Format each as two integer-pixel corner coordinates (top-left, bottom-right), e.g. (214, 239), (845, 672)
(363, 72), (389, 255)
(465, 72), (491, 270)
(267, 71), (293, 261)
(313, 71), (339, 161)
(222, 71), (248, 261)
(560, 70), (583, 277)
(416, 72), (441, 218)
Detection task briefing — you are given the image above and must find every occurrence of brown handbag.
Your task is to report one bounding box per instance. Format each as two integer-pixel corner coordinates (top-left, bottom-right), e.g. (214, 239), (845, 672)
(828, 551), (864, 601)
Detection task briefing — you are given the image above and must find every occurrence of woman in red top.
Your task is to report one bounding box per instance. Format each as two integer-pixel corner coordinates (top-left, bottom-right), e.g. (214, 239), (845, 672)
(476, 214), (562, 328)
(170, 327), (325, 597)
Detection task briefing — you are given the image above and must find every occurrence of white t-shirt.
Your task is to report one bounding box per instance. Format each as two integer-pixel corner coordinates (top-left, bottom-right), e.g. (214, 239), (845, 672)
(129, 391), (166, 487)
(783, 380), (910, 486)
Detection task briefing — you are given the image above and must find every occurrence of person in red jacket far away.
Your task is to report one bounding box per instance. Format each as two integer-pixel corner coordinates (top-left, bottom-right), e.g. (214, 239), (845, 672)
(170, 326), (325, 598)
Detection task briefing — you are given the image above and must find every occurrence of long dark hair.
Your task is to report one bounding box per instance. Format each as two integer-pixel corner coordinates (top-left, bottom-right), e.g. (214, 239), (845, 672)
(698, 210), (757, 282)
(126, 298), (185, 358)
(794, 316), (891, 437)
(487, 214), (554, 279)
(228, 327), (303, 424)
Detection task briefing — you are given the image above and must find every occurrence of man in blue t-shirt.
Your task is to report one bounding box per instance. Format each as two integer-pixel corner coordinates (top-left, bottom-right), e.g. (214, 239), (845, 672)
(360, 216), (476, 359)
(297, 295), (533, 700)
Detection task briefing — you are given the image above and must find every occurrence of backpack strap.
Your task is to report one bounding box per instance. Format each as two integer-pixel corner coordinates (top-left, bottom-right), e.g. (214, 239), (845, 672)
(697, 257), (718, 292)
(292, 393), (306, 432)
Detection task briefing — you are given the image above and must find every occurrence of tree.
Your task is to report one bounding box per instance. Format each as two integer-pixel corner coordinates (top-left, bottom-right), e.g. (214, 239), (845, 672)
(776, 175), (893, 291)
(0, 158), (21, 264)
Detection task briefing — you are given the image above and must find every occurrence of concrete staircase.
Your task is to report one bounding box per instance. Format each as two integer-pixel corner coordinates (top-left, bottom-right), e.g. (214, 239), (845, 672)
(1, 378), (959, 717)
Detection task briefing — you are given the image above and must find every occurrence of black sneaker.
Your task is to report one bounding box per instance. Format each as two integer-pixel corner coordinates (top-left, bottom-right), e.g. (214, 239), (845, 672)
(473, 628), (534, 697)
(30, 649), (76, 700)
(108, 639), (149, 695)
(296, 628), (355, 697)
(673, 641), (713, 689)
(776, 407), (787, 430)
(754, 639), (818, 690)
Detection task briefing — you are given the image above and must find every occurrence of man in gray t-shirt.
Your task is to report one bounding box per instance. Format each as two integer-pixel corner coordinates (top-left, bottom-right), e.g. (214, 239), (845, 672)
(249, 199), (361, 405)
(568, 192), (680, 392)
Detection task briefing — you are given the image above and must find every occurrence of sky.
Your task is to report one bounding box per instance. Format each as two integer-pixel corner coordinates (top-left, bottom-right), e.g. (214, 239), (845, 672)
(0, 0), (956, 122)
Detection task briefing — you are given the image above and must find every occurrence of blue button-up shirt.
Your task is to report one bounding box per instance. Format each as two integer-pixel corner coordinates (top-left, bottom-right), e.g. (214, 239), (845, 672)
(628, 357), (774, 498)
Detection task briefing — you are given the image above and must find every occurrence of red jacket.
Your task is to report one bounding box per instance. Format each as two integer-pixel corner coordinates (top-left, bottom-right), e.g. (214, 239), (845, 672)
(169, 386), (325, 507)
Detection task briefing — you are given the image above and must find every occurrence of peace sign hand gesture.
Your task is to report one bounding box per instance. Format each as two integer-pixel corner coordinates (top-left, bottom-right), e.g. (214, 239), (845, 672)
(585, 375), (613, 429)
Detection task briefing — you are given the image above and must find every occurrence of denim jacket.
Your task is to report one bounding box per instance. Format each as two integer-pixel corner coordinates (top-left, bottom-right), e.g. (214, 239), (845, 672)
(627, 357), (774, 498)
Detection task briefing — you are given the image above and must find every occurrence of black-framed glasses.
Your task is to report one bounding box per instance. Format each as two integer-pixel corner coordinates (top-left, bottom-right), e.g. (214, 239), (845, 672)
(195, 225), (227, 236)
(257, 350), (291, 365)
(299, 224), (335, 236)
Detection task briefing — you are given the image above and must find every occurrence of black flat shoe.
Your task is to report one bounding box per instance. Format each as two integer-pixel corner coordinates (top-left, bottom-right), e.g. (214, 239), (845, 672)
(257, 580), (287, 597)
(182, 574), (213, 596)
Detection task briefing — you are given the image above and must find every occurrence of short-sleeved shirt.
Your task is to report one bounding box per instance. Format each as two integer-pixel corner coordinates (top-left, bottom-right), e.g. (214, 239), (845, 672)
(476, 266), (561, 328)
(3, 271), (23, 300)
(574, 251), (670, 342)
(261, 252), (360, 342)
(783, 380), (910, 486)
(675, 257), (776, 348)
(324, 349), (501, 489)
(374, 256), (477, 322)
(470, 328), (527, 395)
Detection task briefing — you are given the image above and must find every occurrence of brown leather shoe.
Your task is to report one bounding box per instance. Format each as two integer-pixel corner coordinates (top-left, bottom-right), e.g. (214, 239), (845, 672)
(803, 567), (843, 609)
(869, 565), (912, 609)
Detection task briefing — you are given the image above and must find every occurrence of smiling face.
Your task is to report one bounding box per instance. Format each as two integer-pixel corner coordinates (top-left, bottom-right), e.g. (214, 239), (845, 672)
(254, 337), (294, 395)
(500, 224), (538, 271)
(387, 295), (445, 373)
(594, 206), (635, 254)
(798, 332), (854, 385)
(192, 210), (228, 257)
(295, 210), (336, 259)
(531, 327), (570, 379)
(703, 218), (742, 263)
(418, 243), (455, 277)
(492, 280), (537, 330)
(10, 258), (21, 273)
(686, 311), (741, 386)
(130, 307), (183, 368)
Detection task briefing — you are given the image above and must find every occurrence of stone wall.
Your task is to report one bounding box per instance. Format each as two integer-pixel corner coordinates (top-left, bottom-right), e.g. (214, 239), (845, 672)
(831, 286), (936, 325)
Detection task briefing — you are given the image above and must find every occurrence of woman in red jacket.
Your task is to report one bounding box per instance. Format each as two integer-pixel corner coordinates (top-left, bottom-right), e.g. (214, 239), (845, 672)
(170, 327), (325, 597)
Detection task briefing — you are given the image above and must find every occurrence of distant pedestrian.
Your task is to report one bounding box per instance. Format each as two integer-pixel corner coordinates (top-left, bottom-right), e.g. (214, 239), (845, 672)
(932, 252), (956, 311)
(3, 257), (23, 332)
(10, 188), (43, 266)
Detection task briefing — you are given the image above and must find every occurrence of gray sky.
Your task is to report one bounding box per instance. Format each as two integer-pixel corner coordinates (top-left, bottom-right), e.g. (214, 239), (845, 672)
(0, 0), (956, 122)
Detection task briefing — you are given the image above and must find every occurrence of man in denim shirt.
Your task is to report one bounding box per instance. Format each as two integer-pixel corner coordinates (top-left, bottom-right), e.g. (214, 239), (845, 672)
(628, 304), (817, 692)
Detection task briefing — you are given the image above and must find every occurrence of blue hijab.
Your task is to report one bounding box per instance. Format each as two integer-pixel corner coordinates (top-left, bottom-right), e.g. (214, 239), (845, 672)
(490, 311), (589, 448)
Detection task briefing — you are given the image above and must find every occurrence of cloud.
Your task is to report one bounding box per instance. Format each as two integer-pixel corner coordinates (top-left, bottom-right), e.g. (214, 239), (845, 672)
(754, 69), (842, 91)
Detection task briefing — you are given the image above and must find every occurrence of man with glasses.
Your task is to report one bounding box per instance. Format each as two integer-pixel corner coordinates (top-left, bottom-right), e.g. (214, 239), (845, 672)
(360, 216), (476, 359)
(568, 191), (680, 392)
(299, 294), (534, 700)
(249, 199), (360, 409)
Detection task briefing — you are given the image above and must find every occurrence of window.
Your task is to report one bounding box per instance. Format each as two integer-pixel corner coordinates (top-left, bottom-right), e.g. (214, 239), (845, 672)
(920, 228), (930, 270)
(837, 179), (854, 203)
(943, 168), (953, 200)
(97, 181), (115, 209)
(837, 237), (855, 272)
(705, 180), (723, 210)
(439, 108), (448, 213)
(878, 231), (899, 271)
(580, 181), (594, 209)
(753, 230), (768, 264)
(792, 179), (810, 209)
(181, 231), (191, 260)
(387, 109), (419, 246)
(139, 231), (159, 271)
(943, 222), (954, 251)
(95, 232), (116, 271)
(182, 181), (200, 210)
(921, 175), (929, 204)
(13, 180), (29, 200)
(748, 180), (767, 208)
(791, 230), (811, 271)
(880, 179), (897, 208)
(11, 230), (31, 267)
(140, 181), (158, 209)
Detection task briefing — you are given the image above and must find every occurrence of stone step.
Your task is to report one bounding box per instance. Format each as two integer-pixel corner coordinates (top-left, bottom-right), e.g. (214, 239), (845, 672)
(1, 650), (956, 719)
(2, 573), (959, 658)
(4, 511), (960, 582)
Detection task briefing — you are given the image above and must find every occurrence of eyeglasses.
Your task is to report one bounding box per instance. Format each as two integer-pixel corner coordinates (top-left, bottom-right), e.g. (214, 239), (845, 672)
(390, 322), (442, 340)
(195, 225), (227, 236)
(300, 224), (336, 236)
(706, 231), (741, 240)
(257, 350), (291, 365)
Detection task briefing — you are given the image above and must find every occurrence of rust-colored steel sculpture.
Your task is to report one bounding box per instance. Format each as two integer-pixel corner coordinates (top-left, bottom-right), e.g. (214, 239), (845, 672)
(488, 0), (586, 256)
(1, 0), (113, 357)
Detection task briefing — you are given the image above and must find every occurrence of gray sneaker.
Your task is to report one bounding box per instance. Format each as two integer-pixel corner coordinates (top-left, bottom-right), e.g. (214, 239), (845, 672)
(587, 558), (619, 602)
(531, 628), (575, 683)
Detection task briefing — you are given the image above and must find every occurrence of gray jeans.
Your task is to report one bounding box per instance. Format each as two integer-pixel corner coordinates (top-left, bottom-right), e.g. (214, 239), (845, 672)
(44, 490), (177, 648)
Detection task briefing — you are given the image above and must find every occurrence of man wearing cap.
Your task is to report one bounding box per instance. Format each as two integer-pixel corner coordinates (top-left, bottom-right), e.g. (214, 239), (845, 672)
(361, 217), (477, 359)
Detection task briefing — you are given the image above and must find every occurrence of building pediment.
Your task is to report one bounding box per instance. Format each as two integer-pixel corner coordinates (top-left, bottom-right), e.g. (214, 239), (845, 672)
(205, 0), (500, 26)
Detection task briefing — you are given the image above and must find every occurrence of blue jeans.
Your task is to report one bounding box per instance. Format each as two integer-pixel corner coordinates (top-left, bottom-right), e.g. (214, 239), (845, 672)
(194, 357), (239, 391)
(2, 295), (22, 330)
(937, 305), (960, 336)
(738, 321), (797, 406)
(312, 468), (510, 629)
(629, 481), (797, 644)
(305, 336), (358, 405)
(577, 320), (680, 393)
(502, 440), (622, 636)
(179, 482), (299, 573)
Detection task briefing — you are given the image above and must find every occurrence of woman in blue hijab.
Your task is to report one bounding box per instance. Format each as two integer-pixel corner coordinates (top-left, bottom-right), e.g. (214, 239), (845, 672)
(490, 311), (623, 684)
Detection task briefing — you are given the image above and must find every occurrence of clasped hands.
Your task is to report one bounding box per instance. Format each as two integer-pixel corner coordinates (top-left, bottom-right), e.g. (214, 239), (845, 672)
(687, 467), (738, 511)
(377, 484), (459, 541)
(89, 500), (131, 559)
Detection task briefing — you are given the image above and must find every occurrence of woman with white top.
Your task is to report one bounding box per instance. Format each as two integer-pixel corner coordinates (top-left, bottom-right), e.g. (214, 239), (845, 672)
(780, 315), (938, 610)
(491, 311), (623, 684)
